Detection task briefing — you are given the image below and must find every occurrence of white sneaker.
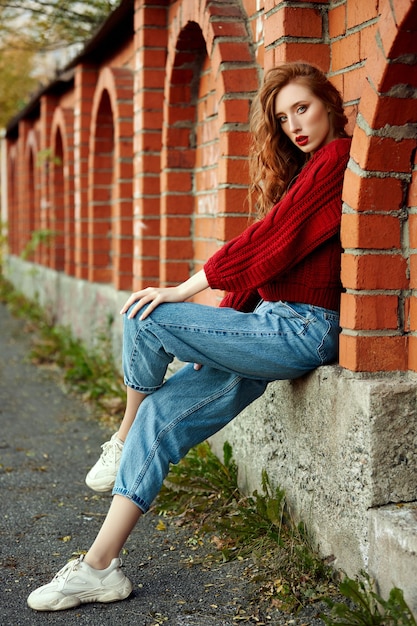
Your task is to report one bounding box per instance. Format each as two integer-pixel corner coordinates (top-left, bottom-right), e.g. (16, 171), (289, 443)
(27, 555), (132, 611)
(85, 433), (123, 492)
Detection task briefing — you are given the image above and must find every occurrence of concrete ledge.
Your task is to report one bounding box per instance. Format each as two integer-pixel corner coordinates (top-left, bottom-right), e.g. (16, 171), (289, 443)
(210, 367), (417, 578)
(368, 504), (417, 617)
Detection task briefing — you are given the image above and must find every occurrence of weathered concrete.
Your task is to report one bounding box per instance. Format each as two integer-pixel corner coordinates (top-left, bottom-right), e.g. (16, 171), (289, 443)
(210, 369), (417, 577)
(5, 256), (417, 612)
(4, 256), (128, 366)
(368, 504), (417, 617)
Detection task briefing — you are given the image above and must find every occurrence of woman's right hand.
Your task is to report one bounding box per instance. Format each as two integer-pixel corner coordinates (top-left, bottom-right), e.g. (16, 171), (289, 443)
(120, 286), (188, 320)
(120, 269), (210, 321)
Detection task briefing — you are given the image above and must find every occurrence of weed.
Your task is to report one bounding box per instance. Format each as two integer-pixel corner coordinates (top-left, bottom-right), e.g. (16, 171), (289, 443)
(322, 571), (416, 625)
(156, 441), (336, 612)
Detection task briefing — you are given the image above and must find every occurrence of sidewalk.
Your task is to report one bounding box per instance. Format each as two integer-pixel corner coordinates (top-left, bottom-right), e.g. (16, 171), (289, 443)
(0, 302), (328, 625)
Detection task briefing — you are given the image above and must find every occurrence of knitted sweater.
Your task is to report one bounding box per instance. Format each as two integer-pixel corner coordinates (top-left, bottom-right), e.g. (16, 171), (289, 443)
(204, 138), (351, 313)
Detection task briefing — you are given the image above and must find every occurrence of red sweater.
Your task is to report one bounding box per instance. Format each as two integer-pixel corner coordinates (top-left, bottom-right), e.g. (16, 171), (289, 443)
(204, 138), (351, 313)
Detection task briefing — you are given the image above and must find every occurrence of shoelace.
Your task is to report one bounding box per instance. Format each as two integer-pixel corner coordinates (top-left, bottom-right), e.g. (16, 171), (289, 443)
(53, 556), (83, 584)
(100, 439), (121, 467)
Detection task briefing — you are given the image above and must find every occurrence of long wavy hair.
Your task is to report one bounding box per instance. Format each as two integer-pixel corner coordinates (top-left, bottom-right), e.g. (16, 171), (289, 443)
(249, 62), (349, 217)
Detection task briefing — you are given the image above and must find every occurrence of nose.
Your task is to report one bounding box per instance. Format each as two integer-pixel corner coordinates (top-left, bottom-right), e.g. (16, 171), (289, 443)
(287, 114), (301, 134)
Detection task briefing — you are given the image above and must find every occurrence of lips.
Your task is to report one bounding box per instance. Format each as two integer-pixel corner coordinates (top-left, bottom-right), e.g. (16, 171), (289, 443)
(295, 135), (308, 146)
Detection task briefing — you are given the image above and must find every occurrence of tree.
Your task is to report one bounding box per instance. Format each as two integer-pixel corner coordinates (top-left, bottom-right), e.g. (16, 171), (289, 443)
(0, 42), (37, 127)
(0, 1), (119, 127)
(0, 1), (119, 51)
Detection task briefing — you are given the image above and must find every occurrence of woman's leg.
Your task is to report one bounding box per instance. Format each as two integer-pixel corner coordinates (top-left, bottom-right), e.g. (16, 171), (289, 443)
(118, 388), (147, 441)
(88, 300), (339, 493)
(84, 495), (142, 569)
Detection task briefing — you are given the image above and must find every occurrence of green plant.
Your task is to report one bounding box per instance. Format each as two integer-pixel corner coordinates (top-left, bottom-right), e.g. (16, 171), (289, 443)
(0, 220), (7, 268)
(156, 441), (335, 611)
(322, 572), (416, 626)
(21, 228), (56, 260)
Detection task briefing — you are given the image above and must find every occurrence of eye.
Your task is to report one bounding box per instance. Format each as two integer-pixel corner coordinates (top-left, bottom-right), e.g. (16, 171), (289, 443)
(296, 104), (307, 114)
(277, 114), (287, 124)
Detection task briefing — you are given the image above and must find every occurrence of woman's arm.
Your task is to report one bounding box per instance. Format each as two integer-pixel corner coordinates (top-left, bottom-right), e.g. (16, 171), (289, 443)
(120, 269), (209, 320)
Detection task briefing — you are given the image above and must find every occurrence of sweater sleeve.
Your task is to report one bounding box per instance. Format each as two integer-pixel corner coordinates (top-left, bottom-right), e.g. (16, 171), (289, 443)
(204, 138), (350, 294)
(219, 289), (261, 312)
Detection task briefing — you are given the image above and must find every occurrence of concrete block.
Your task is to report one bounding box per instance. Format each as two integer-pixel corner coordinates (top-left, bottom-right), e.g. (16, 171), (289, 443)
(368, 504), (417, 618)
(210, 367), (417, 577)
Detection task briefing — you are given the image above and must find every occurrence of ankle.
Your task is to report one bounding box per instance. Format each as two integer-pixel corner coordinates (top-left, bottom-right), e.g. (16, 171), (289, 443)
(84, 554), (114, 570)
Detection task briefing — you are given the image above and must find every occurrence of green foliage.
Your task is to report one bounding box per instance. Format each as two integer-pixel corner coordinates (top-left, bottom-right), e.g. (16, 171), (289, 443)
(20, 229), (56, 261)
(0, 1), (118, 51)
(156, 442), (335, 611)
(322, 572), (416, 626)
(0, 42), (38, 126)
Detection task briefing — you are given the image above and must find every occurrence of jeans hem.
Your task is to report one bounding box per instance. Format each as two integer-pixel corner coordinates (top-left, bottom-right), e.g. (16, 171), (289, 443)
(112, 487), (149, 513)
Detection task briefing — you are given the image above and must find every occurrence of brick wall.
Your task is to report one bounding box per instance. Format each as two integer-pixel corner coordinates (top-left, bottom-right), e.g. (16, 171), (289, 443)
(4, 0), (417, 373)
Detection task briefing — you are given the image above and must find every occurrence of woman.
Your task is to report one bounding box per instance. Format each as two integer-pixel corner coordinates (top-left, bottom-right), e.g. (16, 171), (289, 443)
(28, 62), (351, 611)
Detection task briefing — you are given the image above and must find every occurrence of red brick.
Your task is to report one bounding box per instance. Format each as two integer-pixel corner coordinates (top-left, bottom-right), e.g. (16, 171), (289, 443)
(347, 0), (378, 28)
(219, 67), (259, 94)
(408, 171), (417, 207)
(212, 41), (253, 66)
(408, 335), (417, 373)
(351, 126), (415, 174)
(391, 0), (417, 30)
(339, 334), (408, 372)
(264, 6), (322, 46)
(410, 255), (417, 288)
(329, 4), (346, 38)
(359, 23), (378, 62)
(332, 32), (360, 71)
(408, 295), (417, 331)
(218, 98), (251, 126)
(219, 131), (251, 158)
(341, 253), (408, 290)
(340, 293), (398, 330)
(161, 216), (191, 238)
(342, 169), (404, 213)
(341, 214), (401, 249)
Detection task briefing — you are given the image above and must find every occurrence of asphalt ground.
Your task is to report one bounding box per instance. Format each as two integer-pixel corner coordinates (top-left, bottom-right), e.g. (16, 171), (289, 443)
(0, 302), (330, 625)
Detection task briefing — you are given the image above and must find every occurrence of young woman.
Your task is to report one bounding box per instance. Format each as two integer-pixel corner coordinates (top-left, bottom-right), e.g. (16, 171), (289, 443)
(28, 62), (351, 611)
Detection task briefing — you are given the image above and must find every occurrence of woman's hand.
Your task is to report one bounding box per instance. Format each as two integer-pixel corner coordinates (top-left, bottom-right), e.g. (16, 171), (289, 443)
(120, 286), (187, 320)
(120, 269), (210, 321)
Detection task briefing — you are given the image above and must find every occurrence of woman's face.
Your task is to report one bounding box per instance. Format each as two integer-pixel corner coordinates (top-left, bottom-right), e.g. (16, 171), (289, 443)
(274, 80), (335, 154)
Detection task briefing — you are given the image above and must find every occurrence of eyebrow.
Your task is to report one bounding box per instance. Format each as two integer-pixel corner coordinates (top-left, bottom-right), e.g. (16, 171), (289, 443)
(275, 100), (308, 116)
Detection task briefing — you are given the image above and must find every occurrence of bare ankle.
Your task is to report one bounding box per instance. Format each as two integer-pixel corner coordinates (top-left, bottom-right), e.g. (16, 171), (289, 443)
(84, 554), (114, 570)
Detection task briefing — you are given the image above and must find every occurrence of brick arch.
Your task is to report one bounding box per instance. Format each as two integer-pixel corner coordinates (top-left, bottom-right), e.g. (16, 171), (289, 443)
(339, 0), (417, 373)
(88, 67), (134, 288)
(7, 144), (18, 255)
(23, 130), (38, 261)
(161, 0), (258, 304)
(50, 107), (75, 275)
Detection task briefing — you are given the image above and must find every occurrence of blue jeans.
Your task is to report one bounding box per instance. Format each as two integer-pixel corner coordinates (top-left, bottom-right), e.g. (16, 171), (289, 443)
(113, 300), (339, 512)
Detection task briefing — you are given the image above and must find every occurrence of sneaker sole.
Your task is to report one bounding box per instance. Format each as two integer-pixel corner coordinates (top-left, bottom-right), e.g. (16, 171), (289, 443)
(28, 578), (133, 611)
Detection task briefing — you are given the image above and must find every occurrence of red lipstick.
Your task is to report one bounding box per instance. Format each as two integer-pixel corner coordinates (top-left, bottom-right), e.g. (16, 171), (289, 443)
(295, 135), (308, 146)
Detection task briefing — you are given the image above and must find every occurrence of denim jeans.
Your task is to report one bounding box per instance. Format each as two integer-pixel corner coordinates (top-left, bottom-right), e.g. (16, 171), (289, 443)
(113, 300), (340, 512)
